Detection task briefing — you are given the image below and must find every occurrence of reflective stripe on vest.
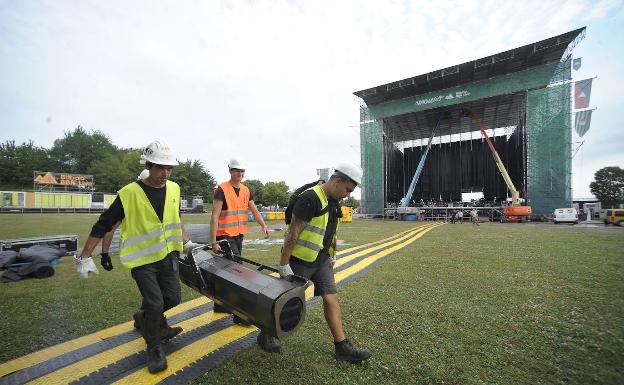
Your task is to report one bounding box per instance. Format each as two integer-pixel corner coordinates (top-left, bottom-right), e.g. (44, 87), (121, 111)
(290, 184), (337, 262)
(216, 181), (250, 237)
(118, 180), (183, 269)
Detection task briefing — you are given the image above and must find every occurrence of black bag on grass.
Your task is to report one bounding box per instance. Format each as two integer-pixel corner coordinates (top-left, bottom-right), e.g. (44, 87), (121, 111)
(0, 250), (18, 269)
(2, 256), (54, 283)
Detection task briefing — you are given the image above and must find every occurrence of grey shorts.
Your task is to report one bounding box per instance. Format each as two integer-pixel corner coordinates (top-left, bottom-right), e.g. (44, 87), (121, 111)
(290, 257), (337, 296)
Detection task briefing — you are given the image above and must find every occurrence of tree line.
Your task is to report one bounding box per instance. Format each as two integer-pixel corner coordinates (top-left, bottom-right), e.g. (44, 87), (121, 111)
(0, 126), (362, 208)
(0, 126), (217, 201)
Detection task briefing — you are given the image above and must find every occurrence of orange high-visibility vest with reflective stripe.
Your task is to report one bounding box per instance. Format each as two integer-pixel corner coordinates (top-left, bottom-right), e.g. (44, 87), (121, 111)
(216, 181), (250, 237)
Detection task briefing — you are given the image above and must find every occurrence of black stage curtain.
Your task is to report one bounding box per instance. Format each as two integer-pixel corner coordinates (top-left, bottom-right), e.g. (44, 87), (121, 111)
(385, 128), (524, 205)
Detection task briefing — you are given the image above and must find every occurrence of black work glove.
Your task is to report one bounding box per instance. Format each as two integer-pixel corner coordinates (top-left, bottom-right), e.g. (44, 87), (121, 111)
(100, 252), (114, 271)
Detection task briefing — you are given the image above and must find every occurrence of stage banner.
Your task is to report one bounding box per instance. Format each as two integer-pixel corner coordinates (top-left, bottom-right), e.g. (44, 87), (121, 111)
(575, 109), (593, 137)
(574, 78), (593, 109)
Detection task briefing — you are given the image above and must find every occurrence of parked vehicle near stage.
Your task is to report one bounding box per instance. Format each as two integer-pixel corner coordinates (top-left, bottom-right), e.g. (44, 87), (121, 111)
(604, 209), (624, 226)
(553, 208), (579, 224)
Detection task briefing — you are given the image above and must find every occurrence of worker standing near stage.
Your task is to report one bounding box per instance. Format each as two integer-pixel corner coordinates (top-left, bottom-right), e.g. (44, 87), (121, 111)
(76, 141), (197, 374)
(456, 209), (464, 224)
(209, 158), (269, 323)
(210, 158), (269, 256)
(258, 162), (372, 363)
(470, 208), (480, 226)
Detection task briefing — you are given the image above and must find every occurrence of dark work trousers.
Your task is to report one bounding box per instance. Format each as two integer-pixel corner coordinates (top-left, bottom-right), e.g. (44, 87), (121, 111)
(216, 234), (244, 257)
(131, 251), (181, 349)
(213, 235), (244, 313)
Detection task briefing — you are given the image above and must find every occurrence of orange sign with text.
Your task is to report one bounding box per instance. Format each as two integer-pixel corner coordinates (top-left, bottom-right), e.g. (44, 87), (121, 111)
(34, 171), (94, 189)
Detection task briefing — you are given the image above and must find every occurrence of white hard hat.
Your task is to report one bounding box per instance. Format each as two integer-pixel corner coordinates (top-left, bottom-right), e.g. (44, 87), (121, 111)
(228, 158), (246, 170)
(139, 141), (178, 166)
(334, 162), (363, 186)
(137, 169), (150, 180)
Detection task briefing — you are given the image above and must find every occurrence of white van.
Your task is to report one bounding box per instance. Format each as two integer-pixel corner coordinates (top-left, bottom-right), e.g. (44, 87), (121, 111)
(554, 208), (579, 224)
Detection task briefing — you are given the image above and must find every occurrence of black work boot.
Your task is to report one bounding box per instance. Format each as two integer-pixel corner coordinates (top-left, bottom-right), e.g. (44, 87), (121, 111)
(136, 311), (182, 341)
(147, 344), (167, 373)
(334, 339), (372, 363)
(257, 331), (282, 353)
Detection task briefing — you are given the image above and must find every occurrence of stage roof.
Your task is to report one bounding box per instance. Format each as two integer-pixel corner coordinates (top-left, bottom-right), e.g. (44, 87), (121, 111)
(383, 93), (527, 143)
(354, 28), (585, 106)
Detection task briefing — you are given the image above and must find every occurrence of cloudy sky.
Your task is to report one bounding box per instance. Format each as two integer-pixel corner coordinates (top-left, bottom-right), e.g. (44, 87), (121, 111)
(1, 0), (622, 199)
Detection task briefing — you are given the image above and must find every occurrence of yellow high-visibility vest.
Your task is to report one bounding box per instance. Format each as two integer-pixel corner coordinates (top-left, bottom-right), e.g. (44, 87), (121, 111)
(118, 180), (183, 269)
(291, 184), (337, 262)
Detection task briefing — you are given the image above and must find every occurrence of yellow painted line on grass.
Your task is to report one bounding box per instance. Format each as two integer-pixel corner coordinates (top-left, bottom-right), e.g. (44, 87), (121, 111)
(335, 223), (439, 269)
(336, 223), (444, 283)
(336, 226), (418, 255)
(111, 325), (257, 385)
(0, 296), (210, 377)
(26, 311), (228, 385)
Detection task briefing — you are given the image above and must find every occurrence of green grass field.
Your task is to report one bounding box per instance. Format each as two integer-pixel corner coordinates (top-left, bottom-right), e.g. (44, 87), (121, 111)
(0, 215), (622, 384)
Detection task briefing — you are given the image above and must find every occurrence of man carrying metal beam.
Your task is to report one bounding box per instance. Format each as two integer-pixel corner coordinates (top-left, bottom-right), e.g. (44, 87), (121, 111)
(260, 163), (372, 363)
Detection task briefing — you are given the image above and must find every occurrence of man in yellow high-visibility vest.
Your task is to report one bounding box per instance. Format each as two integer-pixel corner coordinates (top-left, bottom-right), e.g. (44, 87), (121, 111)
(259, 162), (372, 363)
(76, 141), (196, 374)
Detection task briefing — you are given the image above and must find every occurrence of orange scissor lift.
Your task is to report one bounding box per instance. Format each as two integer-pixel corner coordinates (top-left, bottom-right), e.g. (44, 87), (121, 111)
(463, 110), (532, 222)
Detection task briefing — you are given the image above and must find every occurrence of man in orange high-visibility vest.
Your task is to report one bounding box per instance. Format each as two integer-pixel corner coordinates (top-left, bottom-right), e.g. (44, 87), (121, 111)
(209, 158), (269, 323)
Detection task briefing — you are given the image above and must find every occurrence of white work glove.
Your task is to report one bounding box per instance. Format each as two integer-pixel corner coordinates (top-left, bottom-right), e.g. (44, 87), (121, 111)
(75, 256), (99, 278)
(277, 263), (294, 278)
(183, 240), (197, 253)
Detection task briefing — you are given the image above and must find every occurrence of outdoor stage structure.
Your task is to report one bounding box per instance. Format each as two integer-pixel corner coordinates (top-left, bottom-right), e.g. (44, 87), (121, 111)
(354, 28), (586, 218)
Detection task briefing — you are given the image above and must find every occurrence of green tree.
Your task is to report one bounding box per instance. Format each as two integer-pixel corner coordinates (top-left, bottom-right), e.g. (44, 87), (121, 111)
(341, 196), (360, 208)
(262, 181), (290, 208)
(49, 126), (117, 174)
(170, 160), (216, 202)
(589, 166), (624, 208)
(0, 140), (53, 189)
(89, 149), (142, 192)
(244, 179), (264, 205)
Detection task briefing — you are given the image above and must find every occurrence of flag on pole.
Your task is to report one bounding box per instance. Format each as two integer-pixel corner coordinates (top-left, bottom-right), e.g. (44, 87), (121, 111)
(574, 79), (593, 109)
(575, 109), (593, 137)
(572, 58), (582, 71)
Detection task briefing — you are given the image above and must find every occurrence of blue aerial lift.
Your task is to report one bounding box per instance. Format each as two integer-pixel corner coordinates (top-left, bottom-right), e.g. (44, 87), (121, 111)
(396, 112), (449, 220)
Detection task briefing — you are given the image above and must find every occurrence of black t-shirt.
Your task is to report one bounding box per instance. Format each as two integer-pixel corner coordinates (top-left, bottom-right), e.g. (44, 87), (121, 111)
(213, 185), (254, 210)
(292, 189), (342, 263)
(89, 180), (168, 238)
